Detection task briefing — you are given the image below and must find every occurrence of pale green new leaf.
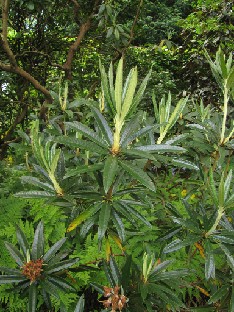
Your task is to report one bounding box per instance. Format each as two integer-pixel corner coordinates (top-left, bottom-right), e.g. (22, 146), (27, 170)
(121, 67), (138, 122)
(115, 58), (123, 114)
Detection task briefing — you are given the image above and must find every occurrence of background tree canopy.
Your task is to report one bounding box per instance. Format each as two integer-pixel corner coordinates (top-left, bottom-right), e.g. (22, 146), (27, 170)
(1, 0), (233, 159)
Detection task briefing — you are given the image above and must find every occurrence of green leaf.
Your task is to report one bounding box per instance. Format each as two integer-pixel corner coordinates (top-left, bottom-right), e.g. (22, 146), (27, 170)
(21, 176), (54, 192)
(205, 241), (215, 280)
(56, 136), (107, 154)
(218, 172), (225, 208)
(64, 164), (103, 178)
(90, 282), (105, 295)
(135, 144), (186, 153)
(121, 125), (156, 147)
(40, 280), (60, 299)
(0, 267), (22, 275)
(163, 235), (200, 254)
(103, 156), (118, 193)
(14, 190), (55, 198)
(100, 61), (115, 115)
(121, 67), (138, 122)
(15, 225), (30, 259)
(224, 170), (232, 202)
(28, 284), (37, 312)
(0, 275), (27, 284)
(98, 203), (111, 244)
(80, 215), (97, 238)
(171, 159), (199, 170)
(119, 201), (151, 227)
(46, 257), (79, 274)
(208, 285), (230, 304)
(43, 238), (67, 263)
(4, 242), (25, 266)
(66, 122), (108, 148)
(67, 204), (102, 232)
(109, 256), (121, 285)
(219, 244), (234, 270)
(91, 107), (113, 145)
(47, 276), (76, 292)
(208, 169), (219, 207)
(119, 160), (155, 191)
(112, 210), (125, 242)
(31, 221), (44, 260)
(129, 70), (152, 115)
(115, 58), (123, 115)
(74, 294), (85, 312)
(50, 149), (61, 175)
(122, 148), (156, 161)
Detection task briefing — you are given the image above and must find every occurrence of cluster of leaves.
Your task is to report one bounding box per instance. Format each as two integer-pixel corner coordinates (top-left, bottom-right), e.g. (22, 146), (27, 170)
(0, 48), (233, 312)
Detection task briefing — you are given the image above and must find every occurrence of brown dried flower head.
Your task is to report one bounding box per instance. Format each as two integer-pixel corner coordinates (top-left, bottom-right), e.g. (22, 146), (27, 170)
(102, 285), (128, 311)
(21, 259), (44, 282)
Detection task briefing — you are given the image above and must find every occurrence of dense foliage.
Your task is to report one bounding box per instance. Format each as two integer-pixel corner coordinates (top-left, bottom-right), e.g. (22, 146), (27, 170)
(0, 1), (233, 311)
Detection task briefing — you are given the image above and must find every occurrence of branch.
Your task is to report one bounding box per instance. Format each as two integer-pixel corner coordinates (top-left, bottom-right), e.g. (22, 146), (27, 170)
(1, 0), (17, 66)
(0, 0), (53, 103)
(63, 0), (101, 79)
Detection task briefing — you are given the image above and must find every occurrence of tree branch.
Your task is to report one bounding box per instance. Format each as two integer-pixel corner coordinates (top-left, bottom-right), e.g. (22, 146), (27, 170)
(0, 0), (53, 103)
(63, 0), (101, 79)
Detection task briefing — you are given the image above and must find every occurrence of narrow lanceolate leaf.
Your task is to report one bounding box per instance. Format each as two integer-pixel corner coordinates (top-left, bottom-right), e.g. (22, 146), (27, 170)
(0, 275), (27, 284)
(103, 156), (118, 193)
(46, 257), (79, 274)
(220, 244), (234, 270)
(135, 144), (186, 153)
(4, 242), (25, 266)
(218, 172), (225, 208)
(224, 170), (232, 202)
(56, 137), (107, 154)
(50, 149), (61, 175)
(129, 70), (152, 115)
(40, 280), (60, 299)
(80, 215), (97, 238)
(100, 61), (115, 115)
(66, 122), (108, 148)
(119, 201), (151, 227)
(205, 241), (215, 280)
(0, 267), (22, 275)
(98, 203), (111, 244)
(31, 221), (44, 260)
(120, 113), (141, 145)
(121, 67), (138, 122)
(163, 235), (200, 254)
(67, 204), (102, 232)
(43, 238), (67, 263)
(115, 58), (123, 115)
(208, 169), (219, 207)
(21, 176), (54, 192)
(122, 125), (156, 147)
(112, 210), (125, 242)
(122, 148), (156, 161)
(47, 276), (76, 292)
(74, 294), (85, 312)
(119, 160), (155, 192)
(64, 164), (103, 178)
(91, 107), (113, 145)
(110, 256), (121, 285)
(14, 190), (55, 198)
(171, 159), (199, 171)
(28, 284), (37, 312)
(208, 285), (230, 304)
(15, 225), (30, 259)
